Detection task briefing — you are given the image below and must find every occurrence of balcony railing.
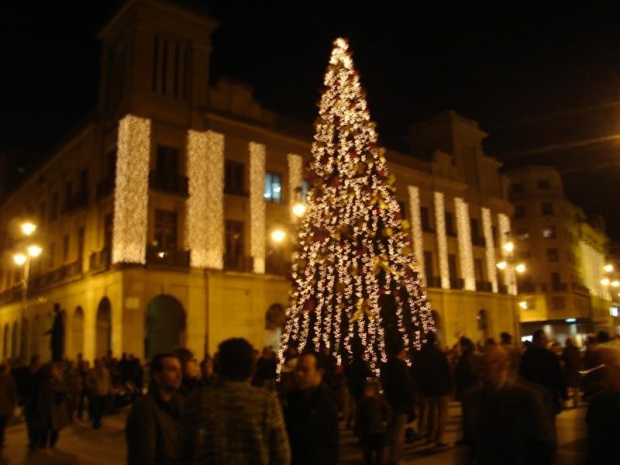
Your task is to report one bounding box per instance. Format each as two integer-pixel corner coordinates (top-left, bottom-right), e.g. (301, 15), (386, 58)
(0, 285), (22, 305)
(571, 282), (590, 294)
(472, 236), (486, 247)
(498, 284), (509, 294)
(426, 276), (442, 288)
(149, 171), (189, 197)
(518, 282), (537, 293)
(224, 255), (253, 272)
(146, 247), (190, 268)
(552, 282), (568, 291)
(96, 176), (115, 200)
(450, 278), (465, 290)
(265, 257), (290, 276)
(89, 249), (111, 274)
(476, 281), (493, 292)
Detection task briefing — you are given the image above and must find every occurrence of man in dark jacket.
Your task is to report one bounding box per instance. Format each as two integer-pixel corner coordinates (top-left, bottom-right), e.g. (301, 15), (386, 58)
(381, 339), (415, 464)
(126, 352), (184, 465)
(284, 352), (339, 465)
(520, 330), (566, 421)
(413, 332), (452, 447)
(463, 345), (554, 465)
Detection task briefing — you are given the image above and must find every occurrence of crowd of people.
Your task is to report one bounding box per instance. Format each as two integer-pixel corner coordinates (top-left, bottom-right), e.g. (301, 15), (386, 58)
(0, 329), (618, 464)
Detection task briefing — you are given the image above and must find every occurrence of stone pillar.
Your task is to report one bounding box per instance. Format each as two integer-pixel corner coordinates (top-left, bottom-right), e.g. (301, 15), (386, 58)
(482, 207), (498, 293)
(434, 192), (450, 290)
(249, 142), (266, 274)
(455, 198), (475, 291)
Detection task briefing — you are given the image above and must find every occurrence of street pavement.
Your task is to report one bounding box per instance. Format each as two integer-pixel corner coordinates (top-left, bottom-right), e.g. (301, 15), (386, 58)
(4, 402), (587, 464)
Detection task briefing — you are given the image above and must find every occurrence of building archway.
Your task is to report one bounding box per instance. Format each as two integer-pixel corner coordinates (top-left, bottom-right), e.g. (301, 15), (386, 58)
(96, 297), (112, 359)
(477, 309), (489, 344)
(11, 322), (18, 360)
(144, 295), (186, 359)
(72, 307), (85, 358)
(265, 304), (286, 351)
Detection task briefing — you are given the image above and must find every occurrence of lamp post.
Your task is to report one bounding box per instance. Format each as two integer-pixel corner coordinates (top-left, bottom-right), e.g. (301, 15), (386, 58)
(13, 221), (42, 361)
(496, 237), (528, 342)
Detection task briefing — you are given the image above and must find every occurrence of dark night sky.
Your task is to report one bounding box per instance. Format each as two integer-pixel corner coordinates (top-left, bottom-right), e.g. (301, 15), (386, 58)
(2, 1), (620, 239)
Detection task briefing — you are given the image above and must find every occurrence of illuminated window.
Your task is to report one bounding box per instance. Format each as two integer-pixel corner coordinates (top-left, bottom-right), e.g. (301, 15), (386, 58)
(542, 226), (556, 238)
(301, 180), (309, 201)
(264, 172), (282, 204)
(516, 227), (530, 240)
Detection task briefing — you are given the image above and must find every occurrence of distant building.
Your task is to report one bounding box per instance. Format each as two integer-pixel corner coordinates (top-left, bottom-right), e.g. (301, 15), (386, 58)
(0, 0), (519, 362)
(506, 165), (615, 343)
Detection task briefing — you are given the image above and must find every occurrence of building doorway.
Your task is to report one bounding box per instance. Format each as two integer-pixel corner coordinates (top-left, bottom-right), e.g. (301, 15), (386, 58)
(96, 298), (112, 358)
(144, 295), (186, 359)
(72, 307), (85, 358)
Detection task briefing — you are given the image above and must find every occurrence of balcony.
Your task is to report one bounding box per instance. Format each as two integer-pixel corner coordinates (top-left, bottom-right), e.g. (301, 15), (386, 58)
(89, 249), (111, 274)
(96, 176), (115, 200)
(498, 284), (509, 294)
(472, 236), (486, 247)
(65, 190), (89, 213)
(518, 282), (537, 293)
(146, 247), (190, 268)
(149, 171), (189, 197)
(571, 282), (590, 295)
(450, 278), (465, 290)
(265, 257), (291, 276)
(552, 282), (568, 292)
(224, 255), (253, 272)
(0, 285), (22, 305)
(64, 260), (82, 278)
(426, 276), (442, 288)
(476, 281), (493, 292)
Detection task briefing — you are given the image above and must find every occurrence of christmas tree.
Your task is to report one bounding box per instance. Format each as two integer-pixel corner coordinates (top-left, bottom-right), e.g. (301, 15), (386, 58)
(279, 38), (434, 375)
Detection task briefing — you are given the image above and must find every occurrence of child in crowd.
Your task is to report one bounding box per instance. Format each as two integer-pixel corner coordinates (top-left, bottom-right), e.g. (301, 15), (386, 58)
(357, 378), (392, 465)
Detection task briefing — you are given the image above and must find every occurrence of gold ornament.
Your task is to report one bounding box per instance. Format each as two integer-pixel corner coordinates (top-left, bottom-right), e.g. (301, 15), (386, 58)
(351, 298), (374, 322)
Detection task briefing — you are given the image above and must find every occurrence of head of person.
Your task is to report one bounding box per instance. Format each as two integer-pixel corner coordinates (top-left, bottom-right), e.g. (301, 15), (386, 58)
(425, 332), (437, 349)
(460, 337), (474, 354)
(532, 330), (549, 349)
(483, 345), (510, 387)
(150, 353), (182, 392)
(295, 352), (325, 391)
(500, 332), (512, 345)
(200, 355), (214, 378)
(262, 346), (274, 359)
(216, 338), (255, 382)
(597, 331), (610, 344)
(30, 355), (41, 371)
(363, 378), (380, 399)
(565, 337), (575, 348)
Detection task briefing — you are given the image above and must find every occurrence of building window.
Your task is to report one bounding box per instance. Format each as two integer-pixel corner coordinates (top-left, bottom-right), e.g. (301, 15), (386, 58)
(63, 234), (70, 263)
(445, 212), (456, 236)
(398, 201), (408, 219)
(448, 254), (458, 280)
(542, 226), (556, 238)
(225, 161), (245, 195)
(78, 227), (85, 261)
(511, 183), (524, 194)
(537, 180), (551, 190)
(64, 181), (73, 210)
(547, 248), (559, 262)
(474, 258), (484, 282)
(470, 218), (484, 245)
(514, 204), (526, 219)
(154, 210), (178, 250)
(541, 202), (554, 216)
(156, 146), (180, 177)
(516, 227), (530, 241)
(264, 172), (282, 204)
(421, 207), (433, 232)
(423, 251), (434, 287)
(301, 180), (309, 201)
(104, 214), (113, 251)
(49, 242), (55, 269)
(39, 201), (46, 224)
(50, 193), (58, 222)
(225, 220), (244, 270)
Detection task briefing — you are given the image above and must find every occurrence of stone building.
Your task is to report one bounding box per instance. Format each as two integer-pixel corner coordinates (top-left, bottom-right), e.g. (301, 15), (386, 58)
(507, 165), (614, 343)
(0, 0), (519, 362)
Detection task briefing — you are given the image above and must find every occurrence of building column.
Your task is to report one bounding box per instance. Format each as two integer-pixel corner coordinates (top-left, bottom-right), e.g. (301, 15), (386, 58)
(288, 154), (303, 221)
(408, 186), (425, 285)
(249, 142), (266, 274)
(482, 207), (498, 293)
(186, 130), (225, 269)
(498, 213), (517, 295)
(434, 192), (450, 289)
(112, 114), (151, 265)
(455, 197), (475, 291)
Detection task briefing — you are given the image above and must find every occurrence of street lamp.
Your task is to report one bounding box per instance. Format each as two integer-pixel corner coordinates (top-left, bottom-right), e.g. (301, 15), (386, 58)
(291, 186), (306, 219)
(271, 229), (286, 244)
(21, 222), (37, 236)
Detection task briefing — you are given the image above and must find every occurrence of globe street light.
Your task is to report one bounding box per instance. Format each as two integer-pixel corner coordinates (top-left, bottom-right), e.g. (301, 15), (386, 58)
(271, 229), (286, 244)
(21, 222), (37, 236)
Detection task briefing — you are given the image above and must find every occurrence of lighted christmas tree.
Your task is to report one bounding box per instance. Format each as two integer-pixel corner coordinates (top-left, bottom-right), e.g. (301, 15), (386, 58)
(279, 38), (435, 375)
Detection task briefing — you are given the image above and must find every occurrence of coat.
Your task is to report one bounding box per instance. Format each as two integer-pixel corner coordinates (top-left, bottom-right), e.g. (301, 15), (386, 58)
(86, 366), (111, 397)
(36, 374), (71, 431)
(462, 382), (554, 465)
(126, 388), (184, 465)
(284, 385), (339, 465)
(0, 374), (17, 416)
(380, 357), (415, 415)
(520, 345), (566, 414)
(413, 346), (453, 397)
(357, 395), (392, 436)
(586, 388), (620, 465)
(561, 346), (582, 388)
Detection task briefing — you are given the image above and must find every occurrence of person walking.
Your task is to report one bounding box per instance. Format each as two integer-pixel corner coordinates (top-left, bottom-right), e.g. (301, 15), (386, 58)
(284, 352), (339, 465)
(462, 345), (554, 465)
(86, 358), (111, 429)
(35, 362), (71, 449)
(179, 338), (290, 464)
(0, 363), (17, 458)
(561, 338), (582, 408)
(413, 332), (453, 448)
(126, 352), (184, 465)
(381, 339), (415, 464)
(357, 378), (391, 465)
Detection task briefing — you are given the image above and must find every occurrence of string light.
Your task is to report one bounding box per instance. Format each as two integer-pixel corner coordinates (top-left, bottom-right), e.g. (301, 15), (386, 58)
(498, 213), (517, 295)
(434, 191), (450, 289)
(481, 207), (498, 293)
(250, 142), (266, 274)
(278, 38), (434, 376)
(112, 114), (150, 264)
(288, 154), (304, 221)
(581, 241), (610, 300)
(186, 130), (225, 269)
(455, 198), (475, 291)
(408, 186), (425, 285)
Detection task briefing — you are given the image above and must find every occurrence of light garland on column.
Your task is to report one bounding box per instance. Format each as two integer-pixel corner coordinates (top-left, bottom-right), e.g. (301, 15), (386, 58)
(408, 186), (425, 285)
(481, 207), (498, 293)
(434, 191), (450, 289)
(455, 197), (475, 291)
(250, 142), (266, 274)
(498, 213), (517, 295)
(112, 114), (150, 264)
(186, 130), (225, 269)
(288, 153), (304, 221)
